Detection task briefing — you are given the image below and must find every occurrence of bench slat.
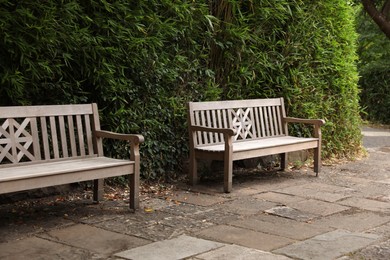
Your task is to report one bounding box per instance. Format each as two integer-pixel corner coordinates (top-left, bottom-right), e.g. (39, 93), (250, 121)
(76, 115), (85, 156)
(0, 104), (93, 118)
(189, 98), (282, 110)
(50, 116), (60, 159)
(67, 115), (78, 157)
(84, 115), (94, 156)
(58, 116), (68, 158)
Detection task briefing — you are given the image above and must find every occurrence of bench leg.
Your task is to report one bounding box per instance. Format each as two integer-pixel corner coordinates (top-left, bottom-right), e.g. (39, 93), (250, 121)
(314, 147), (321, 176)
(93, 179), (104, 202)
(223, 159), (233, 193)
(189, 155), (198, 186)
(223, 149), (233, 193)
(129, 173), (139, 210)
(280, 153), (288, 171)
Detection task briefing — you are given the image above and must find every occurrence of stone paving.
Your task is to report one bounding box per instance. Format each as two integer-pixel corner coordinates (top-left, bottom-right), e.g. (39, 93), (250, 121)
(0, 126), (389, 259)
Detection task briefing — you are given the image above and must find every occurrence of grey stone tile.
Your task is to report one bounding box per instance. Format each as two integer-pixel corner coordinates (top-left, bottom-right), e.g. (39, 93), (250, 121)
(195, 244), (292, 260)
(347, 238), (390, 260)
(196, 224), (294, 251)
(254, 192), (306, 205)
(314, 211), (390, 232)
(166, 190), (230, 206)
(231, 213), (332, 240)
(338, 197), (390, 213)
(275, 183), (354, 202)
(264, 206), (318, 222)
(39, 224), (149, 256)
(289, 199), (350, 216)
(114, 234), (225, 260)
(161, 203), (240, 224)
(274, 230), (380, 260)
(0, 236), (96, 259)
(216, 197), (278, 215)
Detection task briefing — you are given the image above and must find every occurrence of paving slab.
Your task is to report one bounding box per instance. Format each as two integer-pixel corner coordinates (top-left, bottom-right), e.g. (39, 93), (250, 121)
(161, 203), (240, 224)
(216, 197), (278, 215)
(230, 213), (332, 240)
(345, 238), (390, 260)
(254, 191), (306, 205)
(274, 229), (380, 260)
(193, 244), (292, 260)
(338, 197), (390, 213)
(275, 183), (354, 202)
(0, 236), (95, 259)
(95, 213), (191, 241)
(167, 190), (230, 207)
(114, 234), (225, 260)
(353, 182), (390, 199)
(241, 177), (310, 191)
(196, 224), (294, 251)
(39, 223), (150, 256)
(365, 222), (390, 238)
(288, 199), (350, 216)
(313, 210), (390, 232)
(264, 206), (319, 222)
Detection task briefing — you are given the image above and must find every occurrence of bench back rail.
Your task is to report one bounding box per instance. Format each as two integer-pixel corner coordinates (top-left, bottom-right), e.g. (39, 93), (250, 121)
(0, 104), (101, 166)
(188, 98), (288, 147)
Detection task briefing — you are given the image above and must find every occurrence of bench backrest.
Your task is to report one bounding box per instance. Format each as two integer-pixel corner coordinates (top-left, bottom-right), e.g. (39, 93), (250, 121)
(188, 98), (288, 147)
(0, 103), (102, 165)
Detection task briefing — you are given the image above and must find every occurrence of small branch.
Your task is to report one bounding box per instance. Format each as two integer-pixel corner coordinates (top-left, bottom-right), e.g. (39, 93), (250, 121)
(382, 0), (390, 20)
(362, 0), (390, 39)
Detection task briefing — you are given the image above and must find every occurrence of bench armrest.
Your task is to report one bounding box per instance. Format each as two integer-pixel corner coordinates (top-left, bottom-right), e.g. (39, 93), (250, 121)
(95, 130), (144, 161)
(95, 130), (144, 144)
(283, 117), (325, 138)
(189, 125), (237, 136)
(283, 117), (325, 126)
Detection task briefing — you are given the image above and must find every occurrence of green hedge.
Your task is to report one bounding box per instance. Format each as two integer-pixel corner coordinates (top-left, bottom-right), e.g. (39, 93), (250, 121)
(0, 0), (362, 179)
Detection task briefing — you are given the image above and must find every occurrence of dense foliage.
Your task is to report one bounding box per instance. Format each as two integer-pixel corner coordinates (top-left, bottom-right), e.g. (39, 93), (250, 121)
(0, 0), (362, 179)
(357, 8), (390, 124)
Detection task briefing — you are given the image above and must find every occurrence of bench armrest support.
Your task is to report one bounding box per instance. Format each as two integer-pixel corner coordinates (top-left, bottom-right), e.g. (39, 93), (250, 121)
(95, 130), (144, 161)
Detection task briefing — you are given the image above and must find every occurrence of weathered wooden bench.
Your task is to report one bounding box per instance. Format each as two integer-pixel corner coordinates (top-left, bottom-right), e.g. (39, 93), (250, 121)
(187, 97), (325, 192)
(0, 103), (143, 210)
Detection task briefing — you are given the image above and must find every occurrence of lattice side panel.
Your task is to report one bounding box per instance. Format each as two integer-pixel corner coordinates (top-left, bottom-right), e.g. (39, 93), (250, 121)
(0, 118), (38, 164)
(228, 107), (255, 141)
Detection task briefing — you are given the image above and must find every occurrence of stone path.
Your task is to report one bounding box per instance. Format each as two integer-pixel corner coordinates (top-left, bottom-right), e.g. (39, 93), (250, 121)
(0, 126), (389, 259)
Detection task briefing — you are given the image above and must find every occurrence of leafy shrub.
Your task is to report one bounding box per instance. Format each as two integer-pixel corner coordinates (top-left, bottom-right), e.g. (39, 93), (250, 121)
(0, 0), (363, 179)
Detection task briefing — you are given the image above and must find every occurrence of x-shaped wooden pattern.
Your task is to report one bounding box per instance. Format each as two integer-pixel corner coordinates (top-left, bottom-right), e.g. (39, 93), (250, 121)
(230, 108), (254, 140)
(0, 118), (34, 163)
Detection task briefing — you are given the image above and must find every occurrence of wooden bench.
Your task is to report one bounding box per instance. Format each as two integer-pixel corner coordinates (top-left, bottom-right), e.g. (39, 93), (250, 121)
(0, 103), (143, 210)
(187, 97), (325, 192)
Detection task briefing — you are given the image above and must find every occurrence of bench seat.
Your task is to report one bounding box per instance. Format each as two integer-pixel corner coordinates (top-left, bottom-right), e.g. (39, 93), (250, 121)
(0, 157), (134, 194)
(196, 136), (319, 153)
